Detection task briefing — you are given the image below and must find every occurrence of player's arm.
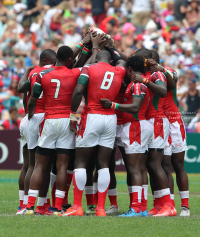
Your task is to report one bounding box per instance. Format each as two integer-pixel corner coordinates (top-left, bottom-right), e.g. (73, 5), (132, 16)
(28, 75), (42, 120)
(150, 64), (178, 91)
(101, 96), (143, 114)
(132, 72), (167, 98)
(70, 67), (89, 132)
(18, 66), (34, 93)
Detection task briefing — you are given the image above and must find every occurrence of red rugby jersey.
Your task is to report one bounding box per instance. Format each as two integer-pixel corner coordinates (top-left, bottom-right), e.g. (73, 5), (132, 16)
(35, 66), (81, 119)
(29, 65), (52, 114)
(144, 71), (167, 120)
(162, 69), (182, 122)
(78, 62), (125, 115)
(123, 82), (150, 123)
(115, 82), (127, 125)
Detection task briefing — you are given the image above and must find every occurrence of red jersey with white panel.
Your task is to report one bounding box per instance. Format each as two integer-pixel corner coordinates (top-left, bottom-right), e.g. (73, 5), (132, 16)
(29, 65), (52, 114)
(35, 66), (81, 119)
(143, 71), (167, 120)
(123, 82), (150, 123)
(115, 82), (127, 125)
(78, 62), (125, 115)
(162, 69), (182, 123)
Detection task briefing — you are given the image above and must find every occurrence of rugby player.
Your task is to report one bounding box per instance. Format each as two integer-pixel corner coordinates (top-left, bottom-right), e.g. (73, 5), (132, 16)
(17, 50), (56, 214)
(21, 46), (81, 215)
(133, 48), (172, 217)
(62, 42), (125, 216)
(150, 50), (190, 217)
(101, 55), (152, 217)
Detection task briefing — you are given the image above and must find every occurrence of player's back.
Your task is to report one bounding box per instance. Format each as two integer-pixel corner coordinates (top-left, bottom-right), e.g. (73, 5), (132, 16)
(85, 62), (125, 114)
(29, 65), (52, 114)
(40, 66), (80, 119)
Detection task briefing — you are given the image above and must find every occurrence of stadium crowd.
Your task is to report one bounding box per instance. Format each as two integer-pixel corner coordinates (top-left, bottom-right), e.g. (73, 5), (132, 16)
(0, 0), (200, 131)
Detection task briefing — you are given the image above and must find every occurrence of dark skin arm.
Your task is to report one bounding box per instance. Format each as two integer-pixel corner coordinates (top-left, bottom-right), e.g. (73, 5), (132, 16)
(132, 72), (167, 98)
(150, 63), (178, 91)
(23, 93), (27, 111)
(70, 84), (87, 133)
(101, 96), (143, 114)
(28, 97), (38, 120)
(18, 65), (34, 93)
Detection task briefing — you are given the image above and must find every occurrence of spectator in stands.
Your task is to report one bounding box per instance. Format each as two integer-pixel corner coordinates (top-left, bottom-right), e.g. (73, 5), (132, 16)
(177, 75), (188, 102)
(76, 8), (95, 29)
(183, 0), (199, 28)
(2, 68), (12, 89)
(174, 0), (189, 24)
(122, 22), (136, 56)
(0, 106), (20, 130)
(181, 78), (200, 116)
(63, 24), (82, 48)
(0, 0), (10, 24)
(131, 0), (154, 27)
(14, 31), (33, 57)
(22, 0), (41, 24)
(91, 0), (109, 26)
(0, 38), (17, 57)
(164, 45), (179, 68)
(11, 58), (25, 79)
(188, 109), (200, 133)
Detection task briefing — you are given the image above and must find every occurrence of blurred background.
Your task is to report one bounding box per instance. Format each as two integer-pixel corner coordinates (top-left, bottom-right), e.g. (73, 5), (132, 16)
(0, 0), (199, 132)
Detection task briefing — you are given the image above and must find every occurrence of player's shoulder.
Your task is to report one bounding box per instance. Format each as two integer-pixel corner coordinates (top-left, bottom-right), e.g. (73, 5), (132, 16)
(28, 65), (41, 77)
(39, 65), (55, 78)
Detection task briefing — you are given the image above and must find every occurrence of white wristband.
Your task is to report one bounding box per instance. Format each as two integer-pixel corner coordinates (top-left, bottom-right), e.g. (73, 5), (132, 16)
(70, 113), (77, 121)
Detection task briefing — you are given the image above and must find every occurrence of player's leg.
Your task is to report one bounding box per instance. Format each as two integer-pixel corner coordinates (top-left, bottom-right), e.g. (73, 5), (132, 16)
(62, 147), (96, 216)
(50, 155), (57, 209)
(53, 151), (72, 215)
(23, 148), (36, 207)
(172, 151), (190, 216)
(140, 153), (148, 216)
(85, 157), (96, 214)
(147, 118), (172, 216)
(170, 119), (189, 216)
(17, 145), (29, 213)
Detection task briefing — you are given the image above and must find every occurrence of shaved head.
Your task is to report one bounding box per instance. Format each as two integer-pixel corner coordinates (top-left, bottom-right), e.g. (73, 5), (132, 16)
(134, 48), (152, 59)
(96, 50), (111, 63)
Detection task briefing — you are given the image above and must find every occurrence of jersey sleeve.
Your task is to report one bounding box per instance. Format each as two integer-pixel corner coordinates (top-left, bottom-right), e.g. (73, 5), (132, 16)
(150, 72), (167, 85)
(115, 66), (126, 78)
(131, 83), (147, 100)
(32, 73), (42, 98)
(78, 65), (90, 85)
(72, 68), (81, 81)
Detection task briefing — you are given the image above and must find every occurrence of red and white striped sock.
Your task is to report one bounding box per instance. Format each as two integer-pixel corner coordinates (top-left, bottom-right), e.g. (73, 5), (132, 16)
(141, 185), (148, 212)
(27, 189), (38, 209)
(130, 186), (142, 213)
(108, 188), (118, 207)
(55, 190), (65, 211)
(180, 191), (189, 207)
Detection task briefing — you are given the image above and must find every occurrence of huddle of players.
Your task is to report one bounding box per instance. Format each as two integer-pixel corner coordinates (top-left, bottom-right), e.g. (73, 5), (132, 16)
(16, 30), (190, 217)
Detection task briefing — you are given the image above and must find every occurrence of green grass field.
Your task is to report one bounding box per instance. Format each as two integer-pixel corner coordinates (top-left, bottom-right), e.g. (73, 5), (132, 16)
(0, 171), (199, 237)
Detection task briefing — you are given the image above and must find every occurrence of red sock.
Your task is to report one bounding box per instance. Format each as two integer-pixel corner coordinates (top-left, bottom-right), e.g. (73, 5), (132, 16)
(55, 197), (63, 211)
(51, 182), (56, 208)
(20, 200), (23, 208)
(129, 192), (133, 208)
(154, 197), (163, 210)
(27, 196), (36, 209)
(63, 173), (73, 206)
(45, 198), (51, 209)
(131, 192), (140, 213)
(162, 194), (171, 207)
(181, 198), (189, 208)
(108, 195), (117, 206)
(171, 199), (175, 207)
(97, 190), (107, 210)
(73, 175), (83, 209)
(86, 194), (94, 206)
(141, 188), (147, 212)
(93, 192), (98, 205)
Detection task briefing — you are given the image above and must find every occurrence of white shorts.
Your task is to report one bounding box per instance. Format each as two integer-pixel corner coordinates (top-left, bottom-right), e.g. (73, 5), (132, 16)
(148, 117), (169, 150)
(76, 114), (117, 149)
(164, 135), (172, 156)
(38, 118), (75, 149)
(115, 124), (124, 147)
(170, 118), (187, 154)
(121, 120), (153, 154)
(19, 115), (29, 147)
(28, 113), (45, 149)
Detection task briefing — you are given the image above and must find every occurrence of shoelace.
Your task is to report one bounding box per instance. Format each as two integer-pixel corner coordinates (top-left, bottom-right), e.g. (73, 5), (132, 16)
(124, 209), (134, 215)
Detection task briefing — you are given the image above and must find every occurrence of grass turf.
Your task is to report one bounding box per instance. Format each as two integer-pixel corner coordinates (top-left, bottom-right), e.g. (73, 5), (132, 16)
(0, 171), (199, 237)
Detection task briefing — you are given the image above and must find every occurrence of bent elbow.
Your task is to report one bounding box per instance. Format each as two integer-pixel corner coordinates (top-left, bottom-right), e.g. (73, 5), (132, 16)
(131, 106), (139, 114)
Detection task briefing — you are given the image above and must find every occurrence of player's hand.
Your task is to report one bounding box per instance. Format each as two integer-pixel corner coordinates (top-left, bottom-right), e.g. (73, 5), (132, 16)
(147, 59), (157, 67)
(70, 120), (77, 134)
(105, 37), (114, 48)
(150, 64), (164, 73)
(131, 71), (143, 83)
(91, 33), (107, 48)
(82, 31), (92, 45)
(100, 98), (112, 109)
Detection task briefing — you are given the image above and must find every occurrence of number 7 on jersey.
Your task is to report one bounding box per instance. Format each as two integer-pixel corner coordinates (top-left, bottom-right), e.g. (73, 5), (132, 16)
(51, 79), (60, 98)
